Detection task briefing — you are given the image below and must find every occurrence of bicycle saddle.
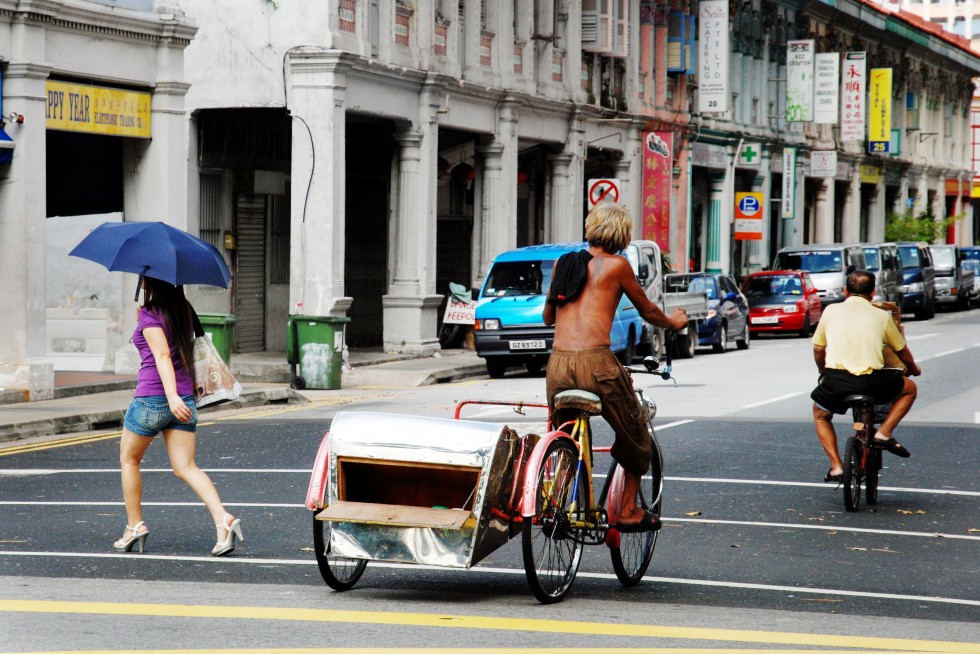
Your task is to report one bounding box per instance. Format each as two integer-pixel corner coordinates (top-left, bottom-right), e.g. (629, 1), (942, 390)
(842, 394), (876, 407)
(554, 390), (602, 415)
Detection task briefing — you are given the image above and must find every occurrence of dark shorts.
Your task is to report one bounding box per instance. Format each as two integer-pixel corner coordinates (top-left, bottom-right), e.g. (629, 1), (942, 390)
(546, 347), (651, 476)
(124, 395), (198, 437)
(810, 369), (905, 415)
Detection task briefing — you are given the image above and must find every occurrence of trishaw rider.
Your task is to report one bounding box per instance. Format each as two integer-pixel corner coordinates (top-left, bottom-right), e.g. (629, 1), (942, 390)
(543, 202), (688, 532)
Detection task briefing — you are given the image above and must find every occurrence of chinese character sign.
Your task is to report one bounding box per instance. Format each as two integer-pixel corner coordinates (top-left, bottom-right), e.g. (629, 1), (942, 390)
(642, 131), (673, 251)
(840, 52), (866, 142)
(782, 148), (796, 219)
(698, 0), (729, 113)
(813, 53), (839, 124)
(786, 40), (815, 122)
(868, 68), (892, 154)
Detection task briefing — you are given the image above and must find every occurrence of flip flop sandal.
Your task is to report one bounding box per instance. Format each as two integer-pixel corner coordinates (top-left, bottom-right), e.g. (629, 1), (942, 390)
(614, 510), (662, 533)
(874, 437), (911, 458)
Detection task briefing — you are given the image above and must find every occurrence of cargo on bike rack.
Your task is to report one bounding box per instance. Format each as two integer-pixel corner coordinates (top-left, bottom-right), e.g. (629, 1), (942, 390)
(306, 410), (539, 579)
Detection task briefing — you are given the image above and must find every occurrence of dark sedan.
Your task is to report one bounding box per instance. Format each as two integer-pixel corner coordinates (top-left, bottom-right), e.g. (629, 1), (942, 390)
(664, 272), (750, 352)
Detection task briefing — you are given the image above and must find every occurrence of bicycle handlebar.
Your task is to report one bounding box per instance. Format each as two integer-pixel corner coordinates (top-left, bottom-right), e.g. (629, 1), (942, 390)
(625, 330), (676, 382)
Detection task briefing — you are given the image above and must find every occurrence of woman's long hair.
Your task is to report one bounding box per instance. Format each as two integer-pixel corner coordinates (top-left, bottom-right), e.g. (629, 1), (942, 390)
(142, 277), (195, 376)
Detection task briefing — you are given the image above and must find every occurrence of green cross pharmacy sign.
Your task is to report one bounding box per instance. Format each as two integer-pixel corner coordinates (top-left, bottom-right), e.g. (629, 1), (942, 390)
(738, 143), (761, 166)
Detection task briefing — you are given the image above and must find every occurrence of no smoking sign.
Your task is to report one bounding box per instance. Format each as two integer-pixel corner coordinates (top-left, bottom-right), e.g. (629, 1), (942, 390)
(587, 178), (621, 207)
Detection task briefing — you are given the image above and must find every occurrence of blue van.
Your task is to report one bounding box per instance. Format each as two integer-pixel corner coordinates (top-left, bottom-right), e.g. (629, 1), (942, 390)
(473, 242), (644, 378)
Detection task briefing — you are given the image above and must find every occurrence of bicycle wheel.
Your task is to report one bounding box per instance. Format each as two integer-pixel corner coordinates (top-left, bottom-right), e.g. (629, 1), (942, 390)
(609, 448), (660, 586)
(842, 436), (862, 512)
(313, 510), (367, 591)
(866, 448), (882, 506)
(522, 439), (585, 604)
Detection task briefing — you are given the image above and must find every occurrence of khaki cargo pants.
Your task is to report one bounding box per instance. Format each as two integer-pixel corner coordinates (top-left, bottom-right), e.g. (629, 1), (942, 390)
(546, 347), (651, 476)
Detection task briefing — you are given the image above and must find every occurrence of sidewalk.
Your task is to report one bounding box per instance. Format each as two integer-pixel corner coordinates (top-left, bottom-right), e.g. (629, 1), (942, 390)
(0, 348), (487, 444)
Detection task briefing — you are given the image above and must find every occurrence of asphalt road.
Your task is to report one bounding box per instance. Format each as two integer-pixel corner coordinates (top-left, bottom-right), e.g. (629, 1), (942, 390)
(1, 306), (978, 651)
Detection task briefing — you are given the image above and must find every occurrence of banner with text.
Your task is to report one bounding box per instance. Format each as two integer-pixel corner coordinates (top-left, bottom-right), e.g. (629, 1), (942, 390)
(45, 81), (151, 139)
(698, 0), (730, 113)
(642, 131), (673, 251)
(782, 148), (797, 219)
(786, 40), (815, 122)
(840, 52), (866, 142)
(810, 151), (837, 178)
(814, 53), (840, 124)
(868, 68), (892, 154)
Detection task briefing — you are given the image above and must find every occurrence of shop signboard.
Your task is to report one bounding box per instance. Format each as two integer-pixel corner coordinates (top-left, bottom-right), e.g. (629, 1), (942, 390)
(734, 192), (764, 240)
(698, 0), (729, 113)
(810, 151), (837, 178)
(868, 68), (892, 154)
(782, 148), (797, 219)
(45, 81), (151, 139)
(814, 53), (840, 124)
(840, 52), (866, 142)
(642, 131), (673, 250)
(786, 40), (815, 122)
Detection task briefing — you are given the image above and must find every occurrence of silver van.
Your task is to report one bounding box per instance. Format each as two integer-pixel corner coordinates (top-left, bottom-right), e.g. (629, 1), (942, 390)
(772, 244), (867, 307)
(862, 243), (903, 306)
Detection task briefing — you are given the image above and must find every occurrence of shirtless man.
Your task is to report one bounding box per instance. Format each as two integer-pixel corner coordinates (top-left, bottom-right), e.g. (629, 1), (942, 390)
(543, 203), (688, 531)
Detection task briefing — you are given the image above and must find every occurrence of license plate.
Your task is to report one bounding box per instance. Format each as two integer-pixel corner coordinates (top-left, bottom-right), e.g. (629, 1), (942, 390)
(751, 316), (779, 325)
(510, 339), (546, 350)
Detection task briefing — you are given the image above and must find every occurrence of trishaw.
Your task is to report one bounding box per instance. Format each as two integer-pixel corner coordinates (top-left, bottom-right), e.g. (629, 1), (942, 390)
(305, 354), (673, 603)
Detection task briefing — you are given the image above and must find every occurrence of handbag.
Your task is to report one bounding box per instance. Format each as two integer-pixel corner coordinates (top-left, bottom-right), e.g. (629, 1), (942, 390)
(192, 311), (242, 408)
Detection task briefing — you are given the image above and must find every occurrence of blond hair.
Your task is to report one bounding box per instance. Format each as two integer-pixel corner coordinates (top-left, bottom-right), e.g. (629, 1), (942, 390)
(585, 202), (632, 253)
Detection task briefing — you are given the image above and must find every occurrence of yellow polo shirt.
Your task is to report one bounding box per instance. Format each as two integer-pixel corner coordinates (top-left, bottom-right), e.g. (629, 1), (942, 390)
(812, 296), (906, 376)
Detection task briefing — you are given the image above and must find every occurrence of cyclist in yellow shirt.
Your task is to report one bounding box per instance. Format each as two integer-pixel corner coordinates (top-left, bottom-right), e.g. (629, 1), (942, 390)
(810, 270), (922, 482)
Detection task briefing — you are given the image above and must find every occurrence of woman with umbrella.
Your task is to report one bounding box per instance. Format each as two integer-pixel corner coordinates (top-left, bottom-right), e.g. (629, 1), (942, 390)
(69, 221), (243, 555)
(114, 277), (244, 556)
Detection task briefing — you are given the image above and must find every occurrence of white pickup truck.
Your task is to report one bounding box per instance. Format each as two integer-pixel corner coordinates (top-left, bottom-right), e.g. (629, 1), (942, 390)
(626, 240), (709, 359)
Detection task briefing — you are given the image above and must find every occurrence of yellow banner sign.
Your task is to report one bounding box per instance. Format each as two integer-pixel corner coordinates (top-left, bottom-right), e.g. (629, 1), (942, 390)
(45, 81), (151, 139)
(860, 165), (880, 184)
(867, 68), (892, 154)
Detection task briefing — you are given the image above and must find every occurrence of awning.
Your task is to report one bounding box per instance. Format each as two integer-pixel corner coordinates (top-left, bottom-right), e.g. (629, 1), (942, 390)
(0, 128), (13, 165)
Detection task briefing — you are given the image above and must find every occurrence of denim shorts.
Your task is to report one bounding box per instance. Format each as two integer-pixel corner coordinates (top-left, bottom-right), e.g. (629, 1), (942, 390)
(124, 395), (198, 437)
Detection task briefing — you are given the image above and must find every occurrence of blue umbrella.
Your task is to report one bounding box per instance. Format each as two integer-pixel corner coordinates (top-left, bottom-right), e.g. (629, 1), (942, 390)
(69, 221), (232, 298)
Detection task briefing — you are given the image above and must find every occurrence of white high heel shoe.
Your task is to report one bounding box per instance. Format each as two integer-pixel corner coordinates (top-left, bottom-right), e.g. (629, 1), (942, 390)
(113, 521), (148, 553)
(212, 514), (244, 557)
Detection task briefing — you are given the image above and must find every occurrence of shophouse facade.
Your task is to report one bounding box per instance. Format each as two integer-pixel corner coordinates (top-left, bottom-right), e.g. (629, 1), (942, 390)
(0, 0), (195, 400)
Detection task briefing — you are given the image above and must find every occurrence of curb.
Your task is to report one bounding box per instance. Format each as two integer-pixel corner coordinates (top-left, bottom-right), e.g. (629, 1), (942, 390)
(0, 387), (303, 444)
(421, 363), (488, 385)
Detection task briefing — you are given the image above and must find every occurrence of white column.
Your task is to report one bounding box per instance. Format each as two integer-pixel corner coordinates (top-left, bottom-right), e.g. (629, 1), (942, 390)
(868, 179), (887, 243)
(841, 169), (862, 244)
(814, 178), (835, 243)
(549, 152), (577, 242)
(474, 97), (519, 281)
(0, 61), (53, 400)
(382, 126), (441, 354)
(286, 49), (350, 320)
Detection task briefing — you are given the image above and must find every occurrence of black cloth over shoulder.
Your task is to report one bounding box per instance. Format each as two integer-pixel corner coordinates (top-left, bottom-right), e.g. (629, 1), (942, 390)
(547, 250), (593, 306)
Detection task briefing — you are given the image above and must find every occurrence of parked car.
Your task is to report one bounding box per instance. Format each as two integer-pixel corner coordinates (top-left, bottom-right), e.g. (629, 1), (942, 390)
(473, 242), (646, 378)
(740, 270), (823, 337)
(929, 245), (974, 311)
(961, 259), (980, 307)
(664, 272), (749, 352)
(961, 246), (980, 263)
(772, 244), (867, 307)
(896, 241), (936, 319)
(861, 243), (903, 306)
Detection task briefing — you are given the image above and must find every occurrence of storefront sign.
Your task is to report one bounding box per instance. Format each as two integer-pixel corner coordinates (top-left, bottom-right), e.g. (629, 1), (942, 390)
(840, 52), (866, 142)
(46, 81), (151, 139)
(786, 40), (815, 122)
(737, 142), (762, 166)
(698, 0), (729, 113)
(814, 53), (839, 124)
(782, 148), (796, 219)
(868, 68), (892, 154)
(642, 132), (673, 251)
(691, 142), (728, 168)
(809, 151), (837, 178)
(860, 165), (880, 184)
(945, 178), (965, 196)
(734, 192), (764, 240)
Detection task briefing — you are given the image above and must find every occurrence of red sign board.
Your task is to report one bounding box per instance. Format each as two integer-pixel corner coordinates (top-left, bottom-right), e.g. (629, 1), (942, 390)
(641, 131), (672, 252)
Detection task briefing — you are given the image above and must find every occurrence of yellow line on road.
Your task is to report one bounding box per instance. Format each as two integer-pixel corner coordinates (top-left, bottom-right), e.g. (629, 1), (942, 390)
(0, 600), (975, 652)
(0, 649), (953, 654)
(0, 432), (122, 456)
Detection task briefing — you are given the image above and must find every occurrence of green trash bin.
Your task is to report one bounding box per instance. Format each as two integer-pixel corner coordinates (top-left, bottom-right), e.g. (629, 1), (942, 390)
(286, 315), (350, 390)
(197, 313), (237, 363)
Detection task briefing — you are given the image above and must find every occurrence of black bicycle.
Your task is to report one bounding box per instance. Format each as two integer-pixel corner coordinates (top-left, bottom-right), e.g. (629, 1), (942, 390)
(840, 394), (888, 512)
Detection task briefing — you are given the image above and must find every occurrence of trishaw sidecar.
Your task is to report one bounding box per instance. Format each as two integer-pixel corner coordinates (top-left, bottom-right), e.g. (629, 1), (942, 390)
(306, 410), (539, 588)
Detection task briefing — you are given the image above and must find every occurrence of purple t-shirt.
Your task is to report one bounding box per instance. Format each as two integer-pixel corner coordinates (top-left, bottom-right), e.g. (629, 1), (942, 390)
(133, 306), (194, 397)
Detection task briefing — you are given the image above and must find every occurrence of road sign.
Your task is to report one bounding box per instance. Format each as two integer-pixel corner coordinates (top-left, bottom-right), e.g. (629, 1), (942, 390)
(734, 192), (764, 240)
(587, 178), (621, 207)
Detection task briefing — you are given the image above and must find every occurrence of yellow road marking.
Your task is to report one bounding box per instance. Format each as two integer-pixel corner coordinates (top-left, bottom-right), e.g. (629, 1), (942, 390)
(0, 432), (122, 456)
(0, 650), (953, 654)
(0, 600), (975, 652)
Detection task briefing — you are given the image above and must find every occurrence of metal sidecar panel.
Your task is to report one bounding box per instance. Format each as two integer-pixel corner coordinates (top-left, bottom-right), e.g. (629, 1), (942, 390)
(323, 411), (527, 568)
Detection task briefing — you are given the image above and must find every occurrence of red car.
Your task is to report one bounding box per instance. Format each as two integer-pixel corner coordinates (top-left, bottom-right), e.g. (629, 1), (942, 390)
(741, 270), (823, 337)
